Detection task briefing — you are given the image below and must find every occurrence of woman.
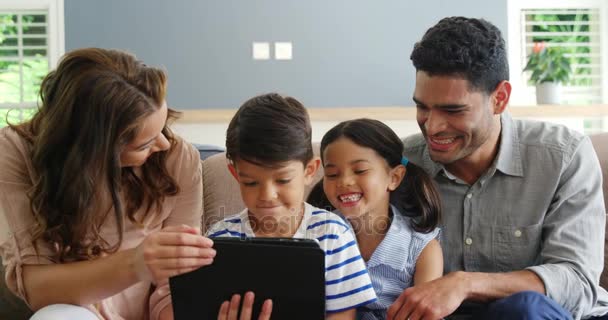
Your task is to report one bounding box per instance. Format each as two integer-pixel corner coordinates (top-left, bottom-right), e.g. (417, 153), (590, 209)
(0, 48), (214, 319)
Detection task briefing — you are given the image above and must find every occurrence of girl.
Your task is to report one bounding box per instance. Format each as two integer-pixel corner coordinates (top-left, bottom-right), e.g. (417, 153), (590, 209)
(309, 118), (443, 319)
(0, 48), (214, 320)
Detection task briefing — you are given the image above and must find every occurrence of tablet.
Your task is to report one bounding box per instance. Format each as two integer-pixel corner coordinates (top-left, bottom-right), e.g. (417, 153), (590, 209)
(169, 237), (326, 320)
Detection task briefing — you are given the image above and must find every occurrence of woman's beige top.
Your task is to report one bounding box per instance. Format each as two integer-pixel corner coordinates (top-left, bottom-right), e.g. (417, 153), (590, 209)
(0, 127), (203, 319)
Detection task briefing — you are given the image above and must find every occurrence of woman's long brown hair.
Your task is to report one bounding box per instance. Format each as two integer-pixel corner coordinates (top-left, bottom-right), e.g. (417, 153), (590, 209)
(10, 48), (180, 262)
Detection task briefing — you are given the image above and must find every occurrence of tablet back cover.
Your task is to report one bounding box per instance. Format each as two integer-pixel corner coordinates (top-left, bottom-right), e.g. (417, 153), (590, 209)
(170, 237), (326, 320)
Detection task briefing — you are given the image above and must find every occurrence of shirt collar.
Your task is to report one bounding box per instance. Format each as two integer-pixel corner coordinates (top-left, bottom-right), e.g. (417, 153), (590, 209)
(494, 112), (523, 177)
(367, 205), (411, 270)
(238, 209), (256, 236)
(240, 204), (312, 238)
(421, 111), (523, 179)
(294, 203), (314, 238)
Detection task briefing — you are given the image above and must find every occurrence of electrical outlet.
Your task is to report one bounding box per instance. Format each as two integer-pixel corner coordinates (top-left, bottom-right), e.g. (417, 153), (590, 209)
(252, 42), (270, 60)
(274, 42), (292, 60)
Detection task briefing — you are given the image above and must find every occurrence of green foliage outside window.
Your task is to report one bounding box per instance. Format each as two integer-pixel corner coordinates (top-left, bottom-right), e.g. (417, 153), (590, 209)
(527, 12), (593, 87)
(0, 13), (47, 127)
(523, 43), (572, 85)
(0, 108), (37, 127)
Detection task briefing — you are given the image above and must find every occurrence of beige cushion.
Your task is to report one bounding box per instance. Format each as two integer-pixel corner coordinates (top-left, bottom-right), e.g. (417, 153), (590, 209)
(201, 153), (245, 232)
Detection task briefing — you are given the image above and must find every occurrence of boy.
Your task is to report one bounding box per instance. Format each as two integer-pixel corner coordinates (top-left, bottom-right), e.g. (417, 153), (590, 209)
(207, 93), (377, 319)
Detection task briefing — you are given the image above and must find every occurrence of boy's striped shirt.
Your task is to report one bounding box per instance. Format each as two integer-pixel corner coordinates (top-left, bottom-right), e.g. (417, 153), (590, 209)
(207, 202), (377, 313)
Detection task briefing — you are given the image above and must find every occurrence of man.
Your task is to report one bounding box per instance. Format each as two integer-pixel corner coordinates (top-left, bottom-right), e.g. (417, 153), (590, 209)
(395, 16), (608, 320)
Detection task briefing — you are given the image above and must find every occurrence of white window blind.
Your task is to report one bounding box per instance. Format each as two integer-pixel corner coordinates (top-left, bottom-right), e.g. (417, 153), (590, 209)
(520, 8), (603, 105)
(0, 11), (50, 108)
(0, 0), (63, 127)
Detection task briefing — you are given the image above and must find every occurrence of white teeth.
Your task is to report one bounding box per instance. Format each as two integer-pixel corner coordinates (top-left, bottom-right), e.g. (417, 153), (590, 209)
(339, 194), (362, 202)
(432, 137), (455, 145)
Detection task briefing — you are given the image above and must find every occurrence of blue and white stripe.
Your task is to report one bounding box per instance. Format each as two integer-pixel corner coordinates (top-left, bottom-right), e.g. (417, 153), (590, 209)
(357, 205), (441, 320)
(206, 203), (377, 313)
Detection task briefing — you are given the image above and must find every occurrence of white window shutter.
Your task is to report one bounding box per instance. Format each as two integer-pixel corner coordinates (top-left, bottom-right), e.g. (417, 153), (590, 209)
(0, 0), (63, 116)
(0, 11), (50, 108)
(521, 8), (603, 105)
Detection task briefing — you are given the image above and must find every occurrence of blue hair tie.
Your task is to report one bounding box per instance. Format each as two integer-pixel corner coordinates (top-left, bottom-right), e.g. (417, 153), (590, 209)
(401, 156), (409, 166)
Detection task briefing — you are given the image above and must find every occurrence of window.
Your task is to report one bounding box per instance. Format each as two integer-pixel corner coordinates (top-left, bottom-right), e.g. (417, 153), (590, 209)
(507, 0), (608, 106)
(0, 0), (63, 127)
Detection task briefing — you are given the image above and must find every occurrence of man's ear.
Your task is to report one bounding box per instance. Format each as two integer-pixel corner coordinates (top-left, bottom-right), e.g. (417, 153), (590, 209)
(304, 157), (321, 185)
(227, 163), (239, 182)
(492, 80), (512, 115)
(388, 165), (406, 192)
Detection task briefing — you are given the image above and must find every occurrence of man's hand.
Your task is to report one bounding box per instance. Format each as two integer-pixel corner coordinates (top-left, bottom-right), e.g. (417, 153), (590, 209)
(387, 272), (469, 320)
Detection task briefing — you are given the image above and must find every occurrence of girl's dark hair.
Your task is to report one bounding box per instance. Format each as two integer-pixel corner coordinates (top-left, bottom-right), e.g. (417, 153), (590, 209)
(307, 180), (335, 212)
(316, 118), (441, 233)
(10, 48), (180, 261)
(225, 93), (313, 167)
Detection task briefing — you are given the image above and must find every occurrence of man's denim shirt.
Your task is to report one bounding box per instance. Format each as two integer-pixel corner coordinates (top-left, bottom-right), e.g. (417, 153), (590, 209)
(403, 112), (608, 319)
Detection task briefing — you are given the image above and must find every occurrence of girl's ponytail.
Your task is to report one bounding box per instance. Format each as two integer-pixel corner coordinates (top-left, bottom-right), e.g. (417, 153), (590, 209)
(391, 161), (441, 233)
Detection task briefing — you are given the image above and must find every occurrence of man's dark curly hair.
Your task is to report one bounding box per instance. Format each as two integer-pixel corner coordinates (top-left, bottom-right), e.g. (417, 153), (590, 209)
(410, 16), (509, 95)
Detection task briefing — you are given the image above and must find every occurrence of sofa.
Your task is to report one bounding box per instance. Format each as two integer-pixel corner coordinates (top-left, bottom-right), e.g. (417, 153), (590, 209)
(2, 135), (608, 319)
(202, 134), (608, 287)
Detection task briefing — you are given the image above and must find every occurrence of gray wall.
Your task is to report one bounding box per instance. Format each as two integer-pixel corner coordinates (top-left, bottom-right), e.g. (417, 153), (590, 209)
(65, 0), (507, 109)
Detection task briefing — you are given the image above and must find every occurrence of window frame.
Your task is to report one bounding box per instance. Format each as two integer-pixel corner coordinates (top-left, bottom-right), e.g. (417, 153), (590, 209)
(0, 0), (64, 108)
(507, 0), (608, 105)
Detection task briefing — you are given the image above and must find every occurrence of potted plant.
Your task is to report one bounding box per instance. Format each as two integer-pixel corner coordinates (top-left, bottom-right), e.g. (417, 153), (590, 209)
(523, 42), (572, 105)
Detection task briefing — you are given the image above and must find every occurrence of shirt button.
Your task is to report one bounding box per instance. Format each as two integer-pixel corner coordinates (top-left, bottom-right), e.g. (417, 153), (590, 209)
(466, 193), (473, 199)
(465, 237), (473, 245)
(514, 230), (522, 238)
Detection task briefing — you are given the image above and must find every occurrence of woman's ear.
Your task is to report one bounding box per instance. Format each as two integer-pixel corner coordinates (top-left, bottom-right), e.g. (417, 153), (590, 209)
(388, 165), (406, 191)
(304, 157), (321, 185)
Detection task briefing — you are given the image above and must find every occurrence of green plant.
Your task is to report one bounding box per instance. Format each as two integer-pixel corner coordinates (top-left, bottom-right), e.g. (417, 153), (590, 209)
(0, 108), (38, 128)
(523, 42), (572, 85)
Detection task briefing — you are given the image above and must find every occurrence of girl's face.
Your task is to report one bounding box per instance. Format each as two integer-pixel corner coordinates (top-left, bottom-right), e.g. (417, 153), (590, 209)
(322, 137), (403, 221)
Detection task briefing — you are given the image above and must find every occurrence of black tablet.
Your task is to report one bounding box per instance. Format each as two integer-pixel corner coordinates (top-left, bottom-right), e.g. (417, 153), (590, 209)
(169, 237), (326, 320)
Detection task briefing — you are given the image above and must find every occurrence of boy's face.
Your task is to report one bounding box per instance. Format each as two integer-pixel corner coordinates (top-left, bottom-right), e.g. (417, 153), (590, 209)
(229, 158), (320, 224)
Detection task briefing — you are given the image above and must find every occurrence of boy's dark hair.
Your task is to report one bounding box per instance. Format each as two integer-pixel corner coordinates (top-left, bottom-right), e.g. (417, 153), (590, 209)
(226, 93), (313, 167)
(311, 118), (441, 233)
(410, 16), (509, 95)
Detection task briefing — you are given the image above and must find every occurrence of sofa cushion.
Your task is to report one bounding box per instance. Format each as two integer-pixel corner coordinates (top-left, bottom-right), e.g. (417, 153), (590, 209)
(192, 143), (225, 160)
(0, 264), (31, 318)
(201, 152), (246, 232)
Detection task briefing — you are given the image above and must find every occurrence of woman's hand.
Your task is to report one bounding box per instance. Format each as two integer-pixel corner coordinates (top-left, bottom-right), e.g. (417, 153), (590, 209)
(218, 292), (273, 320)
(133, 225), (216, 284)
